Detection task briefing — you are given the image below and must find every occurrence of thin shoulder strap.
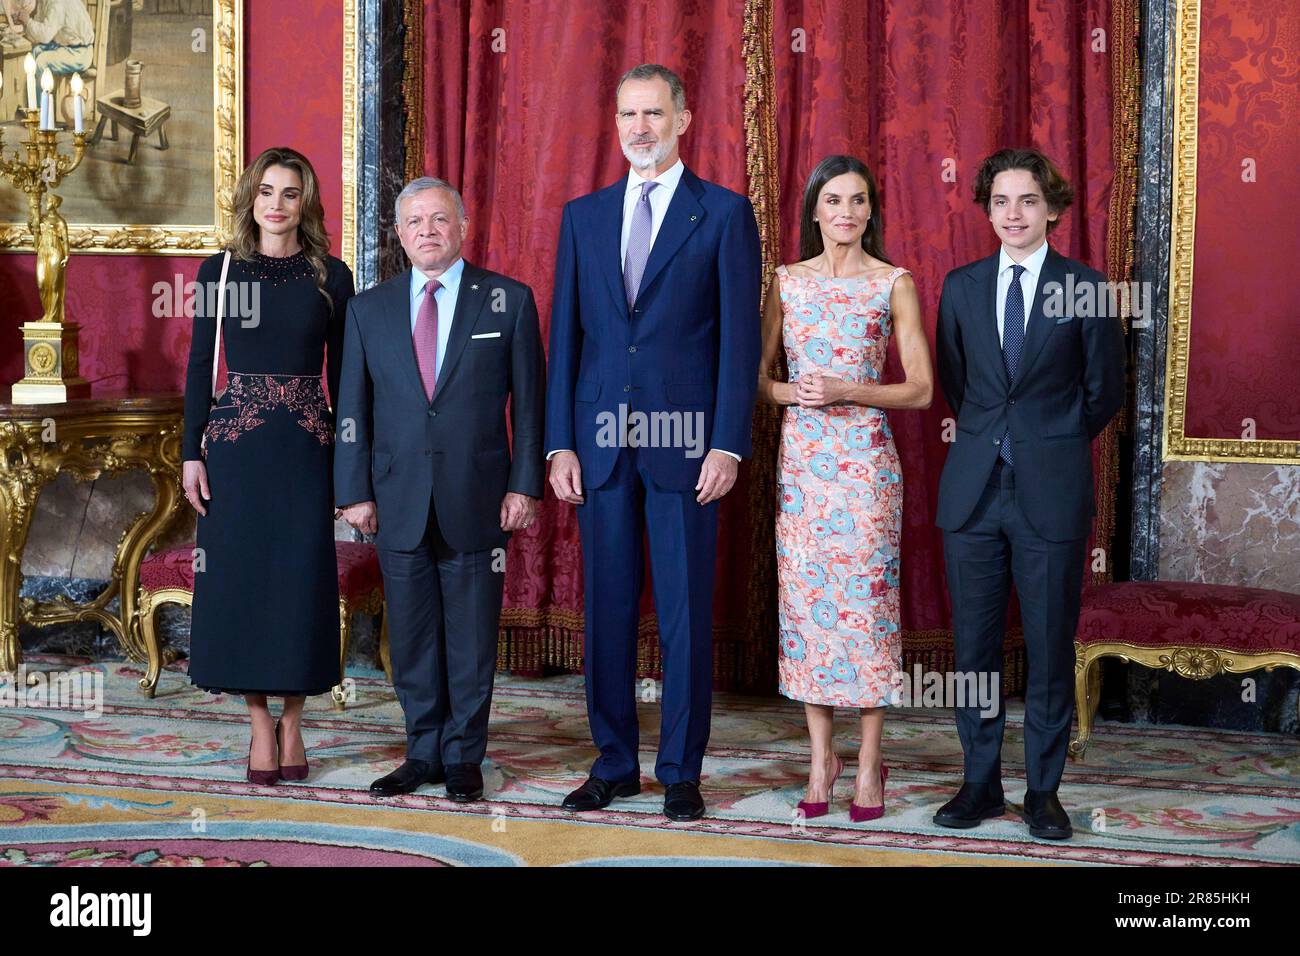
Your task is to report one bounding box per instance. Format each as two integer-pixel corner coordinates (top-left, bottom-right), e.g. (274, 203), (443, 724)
(210, 250), (231, 398)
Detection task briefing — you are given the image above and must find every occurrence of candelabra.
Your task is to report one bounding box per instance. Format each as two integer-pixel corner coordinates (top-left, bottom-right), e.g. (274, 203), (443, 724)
(0, 107), (91, 403)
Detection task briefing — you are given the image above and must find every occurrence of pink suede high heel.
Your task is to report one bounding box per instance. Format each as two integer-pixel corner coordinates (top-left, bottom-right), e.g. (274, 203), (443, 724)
(797, 755), (844, 819)
(849, 764), (889, 822)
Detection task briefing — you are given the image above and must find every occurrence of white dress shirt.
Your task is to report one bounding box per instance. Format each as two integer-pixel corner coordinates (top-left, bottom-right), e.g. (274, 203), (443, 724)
(548, 160), (738, 463)
(410, 257), (465, 383)
(996, 240), (1049, 345)
(620, 158), (685, 264)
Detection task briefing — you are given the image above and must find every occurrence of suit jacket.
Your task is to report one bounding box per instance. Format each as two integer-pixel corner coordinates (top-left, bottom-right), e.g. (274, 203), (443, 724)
(935, 246), (1126, 542)
(544, 165), (762, 491)
(333, 261), (545, 552)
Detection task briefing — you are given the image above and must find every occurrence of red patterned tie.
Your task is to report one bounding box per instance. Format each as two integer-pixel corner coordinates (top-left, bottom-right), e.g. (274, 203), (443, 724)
(413, 278), (442, 401)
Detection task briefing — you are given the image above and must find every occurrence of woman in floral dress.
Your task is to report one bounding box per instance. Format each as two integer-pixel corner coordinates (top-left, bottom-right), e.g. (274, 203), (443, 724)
(758, 156), (933, 819)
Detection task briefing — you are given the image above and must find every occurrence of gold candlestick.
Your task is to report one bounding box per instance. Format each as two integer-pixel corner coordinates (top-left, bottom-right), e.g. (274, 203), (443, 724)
(0, 107), (91, 403)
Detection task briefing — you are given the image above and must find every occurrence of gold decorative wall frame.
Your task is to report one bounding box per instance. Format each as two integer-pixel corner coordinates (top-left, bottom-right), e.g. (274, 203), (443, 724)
(0, 0), (243, 256)
(1162, 0), (1300, 465)
(341, 0), (359, 273)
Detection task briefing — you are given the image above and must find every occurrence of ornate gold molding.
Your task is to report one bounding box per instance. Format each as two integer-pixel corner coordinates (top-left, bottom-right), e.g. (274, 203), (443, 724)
(1070, 638), (1300, 756)
(1163, 0), (1300, 464)
(0, 0), (243, 255)
(341, 0), (359, 272)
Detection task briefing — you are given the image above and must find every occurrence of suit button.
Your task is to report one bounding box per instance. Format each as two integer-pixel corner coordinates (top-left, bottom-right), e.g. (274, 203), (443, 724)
(627, 346), (637, 353)
(993, 439), (1000, 446)
(428, 409), (436, 416)
(624, 385), (632, 392)
(1008, 399), (1016, 405)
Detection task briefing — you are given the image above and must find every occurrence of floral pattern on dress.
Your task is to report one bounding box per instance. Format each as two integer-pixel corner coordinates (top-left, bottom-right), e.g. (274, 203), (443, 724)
(202, 372), (333, 451)
(775, 265), (908, 708)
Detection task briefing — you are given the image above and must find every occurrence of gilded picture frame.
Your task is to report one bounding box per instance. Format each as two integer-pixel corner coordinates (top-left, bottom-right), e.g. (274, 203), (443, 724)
(0, 0), (243, 256)
(1163, 0), (1300, 464)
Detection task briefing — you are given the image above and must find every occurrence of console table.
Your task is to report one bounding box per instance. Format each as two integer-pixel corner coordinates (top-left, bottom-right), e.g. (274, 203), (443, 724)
(0, 390), (185, 690)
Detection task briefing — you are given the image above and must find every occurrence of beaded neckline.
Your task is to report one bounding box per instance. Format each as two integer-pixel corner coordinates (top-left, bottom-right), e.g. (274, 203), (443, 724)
(244, 249), (315, 284)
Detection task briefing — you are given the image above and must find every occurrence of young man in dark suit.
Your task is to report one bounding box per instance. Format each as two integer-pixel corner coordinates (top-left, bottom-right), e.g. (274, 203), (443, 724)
(933, 148), (1125, 839)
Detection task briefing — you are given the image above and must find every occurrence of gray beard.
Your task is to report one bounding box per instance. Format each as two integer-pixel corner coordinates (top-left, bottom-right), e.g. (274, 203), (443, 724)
(622, 136), (673, 170)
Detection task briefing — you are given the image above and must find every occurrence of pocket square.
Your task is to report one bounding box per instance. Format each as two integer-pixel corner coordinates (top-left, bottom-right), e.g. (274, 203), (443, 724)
(471, 331), (501, 339)
(1054, 316), (1074, 324)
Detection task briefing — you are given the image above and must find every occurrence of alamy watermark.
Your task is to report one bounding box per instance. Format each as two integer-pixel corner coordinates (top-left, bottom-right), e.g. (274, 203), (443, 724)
(152, 277), (261, 327)
(888, 665), (999, 717)
(595, 404), (706, 459)
(1042, 275), (1153, 328)
(0, 665), (104, 718)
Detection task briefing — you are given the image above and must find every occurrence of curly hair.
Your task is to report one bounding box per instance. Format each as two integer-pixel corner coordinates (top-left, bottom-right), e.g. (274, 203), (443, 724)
(228, 147), (332, 306)
(972, 148), (1073, 232)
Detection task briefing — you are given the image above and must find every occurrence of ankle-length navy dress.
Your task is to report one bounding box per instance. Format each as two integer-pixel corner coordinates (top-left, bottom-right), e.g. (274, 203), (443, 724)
(181, 249), (354, 696)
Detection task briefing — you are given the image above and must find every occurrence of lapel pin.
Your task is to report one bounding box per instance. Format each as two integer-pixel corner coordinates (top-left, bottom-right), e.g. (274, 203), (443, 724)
(471, 284), (479, 290)
(689, 215), (697, 222)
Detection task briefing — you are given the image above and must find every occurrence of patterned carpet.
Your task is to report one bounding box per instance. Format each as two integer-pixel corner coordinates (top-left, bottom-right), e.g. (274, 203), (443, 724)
(1, 655), (1298, 866)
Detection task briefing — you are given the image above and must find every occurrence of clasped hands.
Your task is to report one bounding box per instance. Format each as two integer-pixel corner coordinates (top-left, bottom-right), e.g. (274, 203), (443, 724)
(791, 369), (854, 407)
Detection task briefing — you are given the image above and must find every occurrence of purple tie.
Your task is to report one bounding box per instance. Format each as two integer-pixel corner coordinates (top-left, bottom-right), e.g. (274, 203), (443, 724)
(623, 180), (658, 307)
(413, 279), (442, 401)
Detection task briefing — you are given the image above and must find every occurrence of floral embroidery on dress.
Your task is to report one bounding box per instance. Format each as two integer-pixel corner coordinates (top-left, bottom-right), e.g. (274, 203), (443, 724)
(202, 372), (333, 450)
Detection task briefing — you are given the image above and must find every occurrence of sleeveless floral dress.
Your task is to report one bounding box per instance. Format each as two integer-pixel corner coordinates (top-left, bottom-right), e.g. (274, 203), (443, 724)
(774, 265), (908, 707)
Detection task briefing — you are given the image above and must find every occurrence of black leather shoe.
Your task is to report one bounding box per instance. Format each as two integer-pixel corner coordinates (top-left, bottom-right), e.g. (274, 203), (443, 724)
(446, 763), (485, 803)
(369, 759), (445, 797)
(932, 781), (1006, 828)
(1023, 788), (1072, 840)
(561, 775), (641, 811)
(663, 780), (706, 821)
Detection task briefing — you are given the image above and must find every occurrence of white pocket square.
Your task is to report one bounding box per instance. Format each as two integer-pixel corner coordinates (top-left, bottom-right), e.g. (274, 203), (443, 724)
(471, 331), (501, 339)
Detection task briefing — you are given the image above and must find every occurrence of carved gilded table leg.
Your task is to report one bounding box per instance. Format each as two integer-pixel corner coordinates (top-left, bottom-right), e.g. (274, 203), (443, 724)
(0, 422), (55, 680)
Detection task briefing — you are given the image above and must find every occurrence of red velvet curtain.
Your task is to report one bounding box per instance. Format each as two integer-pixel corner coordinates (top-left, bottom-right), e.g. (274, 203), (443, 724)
(414, 0), (1119, 691)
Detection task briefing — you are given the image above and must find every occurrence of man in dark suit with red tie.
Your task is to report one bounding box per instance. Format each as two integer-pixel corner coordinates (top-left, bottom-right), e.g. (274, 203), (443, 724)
(334, 178), (545, 804)
(545, 64), (761, 821)
(934, 148), (1125, 839)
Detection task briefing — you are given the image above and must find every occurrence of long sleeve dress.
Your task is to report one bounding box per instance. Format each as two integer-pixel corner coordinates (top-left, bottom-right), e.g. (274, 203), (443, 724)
(181, 249), (355, 696)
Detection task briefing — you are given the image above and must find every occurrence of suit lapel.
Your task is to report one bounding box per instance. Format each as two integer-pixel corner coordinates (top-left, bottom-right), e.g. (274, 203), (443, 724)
(1011, 247), (1065, 392)
(385, 268), (429, 404)
(433, 261), (489, 398)
(966, 254), (1008, 392)
(634, 167), (704, 306)
(598, 177), (630, 318)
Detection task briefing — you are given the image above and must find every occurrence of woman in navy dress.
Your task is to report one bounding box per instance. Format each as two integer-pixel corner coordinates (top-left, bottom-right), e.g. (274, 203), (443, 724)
(181, 147), (354, 784)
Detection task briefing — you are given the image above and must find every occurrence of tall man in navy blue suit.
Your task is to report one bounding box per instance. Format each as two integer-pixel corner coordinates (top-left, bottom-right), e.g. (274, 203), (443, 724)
(545, 64), (761, 821)
(934, 149), (1125, 839)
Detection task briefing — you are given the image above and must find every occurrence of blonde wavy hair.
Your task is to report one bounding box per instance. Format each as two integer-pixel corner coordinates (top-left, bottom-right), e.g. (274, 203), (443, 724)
(228, 147), (332, 307)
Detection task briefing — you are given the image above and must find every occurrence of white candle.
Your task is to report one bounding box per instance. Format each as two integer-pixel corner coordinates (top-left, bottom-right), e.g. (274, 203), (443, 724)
(39, 69), (53, 130)
(70, 73), (84, 133)
(24, 54), (37, 112)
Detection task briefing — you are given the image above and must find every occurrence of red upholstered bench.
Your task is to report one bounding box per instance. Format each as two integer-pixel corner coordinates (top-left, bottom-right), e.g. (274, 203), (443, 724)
(1071, 581), (1300, 756)
(137, 540), (391, 709)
